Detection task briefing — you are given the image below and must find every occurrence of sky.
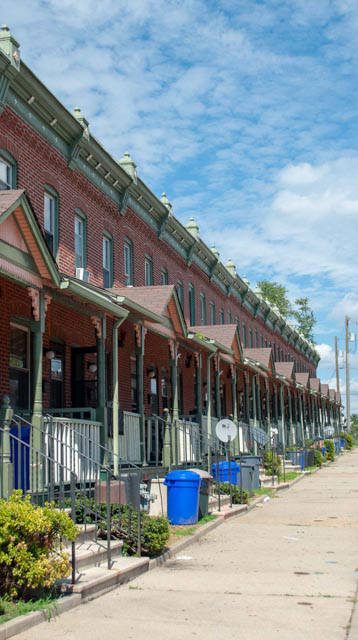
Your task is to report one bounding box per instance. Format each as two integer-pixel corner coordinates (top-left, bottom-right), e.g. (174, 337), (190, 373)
(1, 0), (358, 413)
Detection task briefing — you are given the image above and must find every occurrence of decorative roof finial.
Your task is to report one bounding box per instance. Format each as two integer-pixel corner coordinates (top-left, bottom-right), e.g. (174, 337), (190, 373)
(161, 192), (173, 215)
(225, 258), (236, 278)
(186, 216), (199, 239)
(0, 25), (20, 70)
(119, 151), (137, 184)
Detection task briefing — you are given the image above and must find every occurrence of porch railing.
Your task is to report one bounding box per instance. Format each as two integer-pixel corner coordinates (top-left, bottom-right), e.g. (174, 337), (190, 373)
(46, 407), (97, 421)
(45, 417), (102, 483)
(120, 411), (141, 464)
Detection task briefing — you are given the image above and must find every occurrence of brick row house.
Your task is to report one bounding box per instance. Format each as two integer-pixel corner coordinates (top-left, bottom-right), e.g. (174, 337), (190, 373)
(0, 27), (341, 489)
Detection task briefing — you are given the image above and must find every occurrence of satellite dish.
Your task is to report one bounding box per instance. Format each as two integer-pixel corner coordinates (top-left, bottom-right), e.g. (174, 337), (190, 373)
(215, 418), (237, 443)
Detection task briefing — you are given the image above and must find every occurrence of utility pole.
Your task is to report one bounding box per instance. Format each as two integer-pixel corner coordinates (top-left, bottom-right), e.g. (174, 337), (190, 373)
(345, 316), (350, 432)
(334, 336), (340, 395)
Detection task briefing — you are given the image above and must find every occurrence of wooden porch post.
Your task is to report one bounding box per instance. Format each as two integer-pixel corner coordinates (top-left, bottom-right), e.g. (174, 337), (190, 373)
(0, 396), (14, 498)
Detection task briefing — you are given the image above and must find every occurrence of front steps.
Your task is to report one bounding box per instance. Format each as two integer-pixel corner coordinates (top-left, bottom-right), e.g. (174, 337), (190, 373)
(59, 523), (149, 601)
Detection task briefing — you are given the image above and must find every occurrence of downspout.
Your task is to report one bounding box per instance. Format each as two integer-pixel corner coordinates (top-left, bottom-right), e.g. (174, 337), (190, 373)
(112, 316), (127, 476)
(207, 351), (216, 473)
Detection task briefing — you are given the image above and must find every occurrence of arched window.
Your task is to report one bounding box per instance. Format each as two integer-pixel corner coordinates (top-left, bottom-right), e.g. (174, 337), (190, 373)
(44, 185), (59, 259)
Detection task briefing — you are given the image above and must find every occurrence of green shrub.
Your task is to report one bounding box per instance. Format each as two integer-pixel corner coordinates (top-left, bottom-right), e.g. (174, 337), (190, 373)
(263, 451), (282, 477)
(324, 439), (335, 461)
(0, 491), (77, 600)
(305, 438), (313, 448)
(345, 434), (353, 449)
(214, 482), (249, 504)
(64, 496), (169, 558)
(314, 449), (323, 467)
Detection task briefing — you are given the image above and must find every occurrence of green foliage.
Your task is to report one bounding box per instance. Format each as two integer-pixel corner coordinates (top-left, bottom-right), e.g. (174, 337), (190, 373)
(282, 471), (299, 482)
(324, 439), (335, 461)
(350, 414), (358, 425)
(65, 496), (169, 558)
(0, 491), (77, 600)
(263, 451), (282, 477)
(292, 297), (316, 343)
(0, 595), (58, 625)
(257, 281), (292, 318)
(339, 432), (353, 450)
(313, 449), (323, 467)
(215, 483), (249, 504)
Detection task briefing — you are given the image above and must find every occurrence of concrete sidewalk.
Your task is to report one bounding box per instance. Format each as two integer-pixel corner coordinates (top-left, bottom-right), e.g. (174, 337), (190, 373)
(17, 451), (358, 640)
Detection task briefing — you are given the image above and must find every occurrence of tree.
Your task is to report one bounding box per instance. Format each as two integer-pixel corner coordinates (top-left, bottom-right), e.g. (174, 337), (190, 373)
(292, 297), (316, 343)
(257, 280), (292, 318)
(351, 414), (358, 425)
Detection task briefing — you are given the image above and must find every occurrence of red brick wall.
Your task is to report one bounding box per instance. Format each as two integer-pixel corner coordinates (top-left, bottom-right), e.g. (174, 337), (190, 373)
(0, 105), (316, 377)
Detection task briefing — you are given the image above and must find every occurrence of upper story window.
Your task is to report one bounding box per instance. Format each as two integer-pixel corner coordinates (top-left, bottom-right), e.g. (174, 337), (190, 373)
(200, 292), (206, 325)
(219, 309), (224, 325)
(210, 301), (215, 325)
(188, 283), (195, 325)
(0, 151), (16, 190)
(242, 323), (247, 348)
(249, 328), (253, 347)
(176, 280), (184, 309)
(228, 310), (232, 324)
(236, 317), (239, 331)
(261, 335), (264, 347)
(44, 188), (58, 258)
(161, 267), (168, 285)
(274, 343), (277, 360)
(74, 211), (86, 269)
(265, 338), (268, 348)
(255, 330), (259, 347)
(145, 255), (153, 286)
(124, 239), (133, 286)
(103, 233), (113, 288)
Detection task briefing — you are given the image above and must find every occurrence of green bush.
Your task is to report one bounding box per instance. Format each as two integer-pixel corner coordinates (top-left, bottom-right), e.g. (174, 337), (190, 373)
(0, 491), (77, 600)
(263, 451), (282, 477)
(214, 482), (249, 504)
(314, 449), (323, 467)
(64, 496), (169, 558)
(339, 432), (353, 450)
(324, 439), (335, 461)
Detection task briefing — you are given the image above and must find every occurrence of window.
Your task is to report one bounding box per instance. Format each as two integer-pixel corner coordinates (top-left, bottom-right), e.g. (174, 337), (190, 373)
(236, 317), (240, 330)
(0, 151), (16, 190)
(242, 323), (247, 348)
(103, 233), (113, 288)
(210, 301), (215, 325)
(200, 292), (206, 325)
(249, 328), (253, 347)
(176, 280), (184, 308)
(219, 309), (224, 325)
(74, 212), (86, 269)
(255, 330), (259, 347)
(161, 267), (168, 285)
(124, 239), (133, 286)
(44, 189), (58, 257)
(144, 255), (153, 286)
(265, 338), (268, 348)
(9, 324), (30, 411)
(161, 368), (169, 410)
(130, 355), (138, 412)
(228, 310), (232, 324)
(274, 343), (277, 360)
(188, 283), (195, 325)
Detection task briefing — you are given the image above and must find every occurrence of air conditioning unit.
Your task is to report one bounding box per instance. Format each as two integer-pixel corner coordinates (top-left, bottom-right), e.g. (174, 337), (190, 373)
(75, 268), (90, 282)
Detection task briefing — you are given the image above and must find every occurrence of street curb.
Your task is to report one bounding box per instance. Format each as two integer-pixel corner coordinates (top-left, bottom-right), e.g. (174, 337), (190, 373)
(0, 594), (81, 640)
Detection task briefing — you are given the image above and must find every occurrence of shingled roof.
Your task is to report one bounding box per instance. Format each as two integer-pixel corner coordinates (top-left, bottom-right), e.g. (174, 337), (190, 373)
(310, 378), (321, 392)
(0, 189), (24, 219)
(275, 361), (295, 380)
(190, 324), (242, 361)
(296, 372), (310, 387)
(243, 348), (274, 372)
(321, 383), (329, 396)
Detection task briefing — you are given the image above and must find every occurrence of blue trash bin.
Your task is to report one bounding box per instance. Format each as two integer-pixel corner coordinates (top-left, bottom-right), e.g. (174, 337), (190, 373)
(321, 446), (326, 457)
(340, 438), (346, 449)
(211, 461), (239, 485)
(164, 470), (201, 525)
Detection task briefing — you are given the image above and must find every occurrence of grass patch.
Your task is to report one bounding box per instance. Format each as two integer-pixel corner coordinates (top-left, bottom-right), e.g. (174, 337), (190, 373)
(304, 466), (316, 472)
(281, 471), (299, 482)
(253, 488), (273, 497)
(0, 595), (58, 625)
(198, 514), (218, 525)
(169, 514), (218, 541)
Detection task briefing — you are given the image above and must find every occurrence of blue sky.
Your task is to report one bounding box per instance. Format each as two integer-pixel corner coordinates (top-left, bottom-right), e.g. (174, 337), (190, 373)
(2, 0), (358, 412)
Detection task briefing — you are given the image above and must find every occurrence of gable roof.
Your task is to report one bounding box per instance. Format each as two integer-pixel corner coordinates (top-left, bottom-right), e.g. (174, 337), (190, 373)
(321, 383), (329, 397)
(275, 361), (295, 381)
(190, 324), (243, 361)
(109, 285), (186, 335)
(329, 389), (336, 401)
(296, 372), (310, 388)
(243, 348), (275, 373)
(0, 189), (60, 286)
(310, 378), (321, 392)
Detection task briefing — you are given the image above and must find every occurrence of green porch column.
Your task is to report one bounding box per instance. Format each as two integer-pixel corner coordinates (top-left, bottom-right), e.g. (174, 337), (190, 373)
(299, 393), (305, 446)
(231, 366), (239, 454)
(96, 317), (108, 459)
(136, 325), (146, 465)
(256, 375), (262, 428)
(31, 290), (45, 436)
(170, 341), (179, 465)
(195, 352), (203, 422)
(252, 374), (257, 454)
(206, 352), (215, 472)
(112, 318), (125, 476)
(214, 356), (221, 420)
(287, 389), (293, 446)
(279, 384), (286, 452)
(308, 394), (313, 439)
(244, 372), (250, 424)
(265, 379), (271, 436)
(0, 395), (14, 498)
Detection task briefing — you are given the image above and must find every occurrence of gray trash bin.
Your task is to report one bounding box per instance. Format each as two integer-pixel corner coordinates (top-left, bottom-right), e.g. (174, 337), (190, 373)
(188, 468), (213, 519)
(240, 455), (260, 489)
(238, 463), (254, 496)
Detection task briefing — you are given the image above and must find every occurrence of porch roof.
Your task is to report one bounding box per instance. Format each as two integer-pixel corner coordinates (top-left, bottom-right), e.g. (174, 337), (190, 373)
(59, 277), (129, 319)
(296, 372), (310, 388)
(189, 324), (243, 362)
(108, 285), (186, 335)
(243, 347), (275, 375)
(321, 383), (329, 397)
(310, 378), (321, 393)
(0, 189), (60, 287)
(329, 389), (336, 401)
(275, 361), (295, 384)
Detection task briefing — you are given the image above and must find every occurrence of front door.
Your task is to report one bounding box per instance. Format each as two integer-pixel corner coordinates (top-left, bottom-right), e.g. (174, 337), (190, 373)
(71, 346), (97, 408)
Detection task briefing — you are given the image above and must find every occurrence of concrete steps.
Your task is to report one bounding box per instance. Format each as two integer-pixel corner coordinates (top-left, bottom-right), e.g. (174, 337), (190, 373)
(59, 523), (149, 602)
